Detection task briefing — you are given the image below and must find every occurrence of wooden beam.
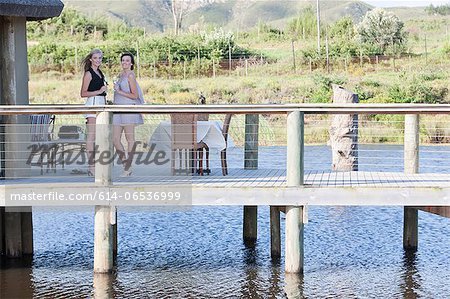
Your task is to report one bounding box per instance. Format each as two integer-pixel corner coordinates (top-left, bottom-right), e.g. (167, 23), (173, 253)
(418, 206), (450, 218)
(1, 183), (449, 206)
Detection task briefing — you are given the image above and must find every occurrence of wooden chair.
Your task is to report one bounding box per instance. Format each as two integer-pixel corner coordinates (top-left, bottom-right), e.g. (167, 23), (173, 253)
(221, 114), (232, 176)
(54, 125), (86, 170)
(29, 114), (57, 174)
(170, 113), (208, 175)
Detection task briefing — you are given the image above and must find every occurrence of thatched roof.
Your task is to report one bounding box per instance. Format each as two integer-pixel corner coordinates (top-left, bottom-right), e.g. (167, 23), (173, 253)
(0, 0), (64, 20)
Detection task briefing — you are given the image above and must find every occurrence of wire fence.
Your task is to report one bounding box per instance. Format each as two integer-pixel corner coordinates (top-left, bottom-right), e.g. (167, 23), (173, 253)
(0, 111), (448, 179)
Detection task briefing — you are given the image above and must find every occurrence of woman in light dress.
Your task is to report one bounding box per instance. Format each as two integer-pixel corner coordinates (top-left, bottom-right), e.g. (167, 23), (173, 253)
(80, 49), (107, 176)
(113, 52), (144, 176)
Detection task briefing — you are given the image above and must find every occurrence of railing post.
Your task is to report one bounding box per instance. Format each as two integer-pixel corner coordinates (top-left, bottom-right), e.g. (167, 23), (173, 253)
(403, 114), (419, 250)
(243, 114), (259, 245)
(285, 110), (304, 273)
(94, 111), (114, 273)
(404, 114), (419, 174)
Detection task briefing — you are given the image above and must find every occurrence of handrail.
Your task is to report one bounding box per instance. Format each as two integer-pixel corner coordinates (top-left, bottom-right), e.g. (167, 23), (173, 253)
(0, 104), (448, 115)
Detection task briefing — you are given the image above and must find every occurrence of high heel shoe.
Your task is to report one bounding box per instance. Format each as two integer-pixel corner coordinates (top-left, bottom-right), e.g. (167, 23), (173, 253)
(87, 170), (94, 177)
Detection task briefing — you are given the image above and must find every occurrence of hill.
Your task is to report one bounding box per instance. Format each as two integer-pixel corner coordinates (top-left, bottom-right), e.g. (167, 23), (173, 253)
(62, 0), (378, 33)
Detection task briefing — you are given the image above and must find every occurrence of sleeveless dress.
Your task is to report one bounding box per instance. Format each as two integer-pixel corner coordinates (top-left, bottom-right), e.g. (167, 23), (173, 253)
(113, 73), (144, 125)
(85, 68), (106, 118)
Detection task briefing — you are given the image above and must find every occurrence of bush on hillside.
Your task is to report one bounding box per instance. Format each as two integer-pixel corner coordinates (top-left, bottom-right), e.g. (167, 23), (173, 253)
(357, 8), (408, 55)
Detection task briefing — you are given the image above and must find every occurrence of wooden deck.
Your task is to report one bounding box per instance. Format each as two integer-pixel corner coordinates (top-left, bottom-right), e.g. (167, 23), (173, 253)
(1, 169), (449, 206)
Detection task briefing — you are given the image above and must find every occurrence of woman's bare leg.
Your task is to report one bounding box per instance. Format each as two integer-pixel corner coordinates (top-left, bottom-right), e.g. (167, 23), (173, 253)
(123, 125), (136, 171)
(113, 125), (127, 168)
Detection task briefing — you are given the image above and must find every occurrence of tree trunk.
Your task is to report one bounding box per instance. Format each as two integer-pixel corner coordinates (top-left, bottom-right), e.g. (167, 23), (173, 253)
(330, 84), (358, 171)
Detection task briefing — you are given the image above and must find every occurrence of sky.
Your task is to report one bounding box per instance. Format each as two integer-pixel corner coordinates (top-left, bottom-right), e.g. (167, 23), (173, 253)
(364, 0), (450, 7)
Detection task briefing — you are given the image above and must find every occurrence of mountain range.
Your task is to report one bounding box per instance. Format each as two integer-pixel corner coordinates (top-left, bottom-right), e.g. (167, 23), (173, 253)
(62, 0), (429, 33)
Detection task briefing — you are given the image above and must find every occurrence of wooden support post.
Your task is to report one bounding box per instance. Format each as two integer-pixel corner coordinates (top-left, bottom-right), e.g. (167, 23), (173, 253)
(403, 207), (418, 251)
(403, 114), (419, 250)
(21, 209), (33, 255)
(94, 206), (113, 273)
(243, 114), (259, 244)
(1, 17), (18, 178)
(1, 17), (30, 178)
(285, 206), (303, 273)
(111, 206), (117, 265)
(0, 207), (5, 255)
(93, 274), (114, 298)
(270, 206), (281, 258)
(5, 211), (22, 258)
(243, 206), (257, 245)
(285, 110), (304, 273)
(0, 16), (16, 107)
(94, 111), (114, 273)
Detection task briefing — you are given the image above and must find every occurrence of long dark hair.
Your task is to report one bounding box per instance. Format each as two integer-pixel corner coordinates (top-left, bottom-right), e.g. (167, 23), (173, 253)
(81, 48), (103, 72)
(120, 52), (135, 70)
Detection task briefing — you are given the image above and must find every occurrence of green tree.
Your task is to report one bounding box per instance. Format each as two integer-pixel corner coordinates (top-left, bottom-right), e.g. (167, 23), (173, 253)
(357, 8), (407, 54)
(287, 6), (317, 40)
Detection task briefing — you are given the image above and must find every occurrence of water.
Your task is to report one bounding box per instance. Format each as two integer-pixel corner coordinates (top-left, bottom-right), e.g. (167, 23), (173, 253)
(1, 145), (450, 298)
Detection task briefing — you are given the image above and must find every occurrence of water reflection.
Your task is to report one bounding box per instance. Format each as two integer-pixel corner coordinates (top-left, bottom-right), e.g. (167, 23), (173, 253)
(268, 260), (282, 298)
(400, 251), (422, 299)
(240, 246), (286, 298)
(284, 273), (305, 299)
(240, 247), (258, 298)
(0, 257), (33, 298)
(93, 273), (115, 298)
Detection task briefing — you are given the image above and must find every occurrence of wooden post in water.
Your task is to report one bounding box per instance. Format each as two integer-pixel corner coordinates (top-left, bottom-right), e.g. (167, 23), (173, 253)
(111, 206), (117, 266)
(270, 206), (281, 258)
(93, 273), (114, 298)
(403, 114), (419, 250)
(330, 84), (359, 171)
(0, 207), (4, 255)
(21, 208), (33, 255)
(94, 111), (114, 273)
(5, 210), (22, 258)
(243, 114), (259, 244)
(285, 110), (304, 273)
